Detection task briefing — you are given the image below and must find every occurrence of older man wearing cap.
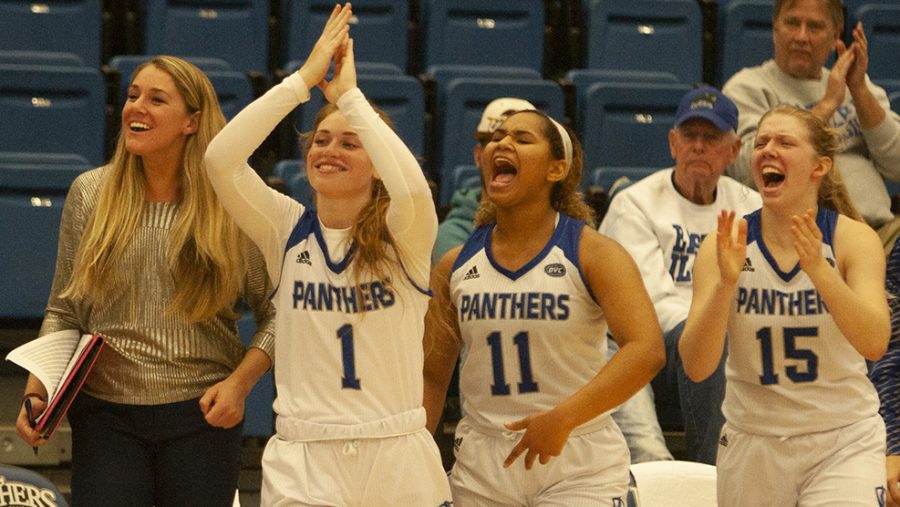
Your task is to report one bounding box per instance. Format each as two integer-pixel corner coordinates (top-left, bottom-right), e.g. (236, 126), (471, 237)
(432, 97), (536, 264)
(599, 86), (761, 464)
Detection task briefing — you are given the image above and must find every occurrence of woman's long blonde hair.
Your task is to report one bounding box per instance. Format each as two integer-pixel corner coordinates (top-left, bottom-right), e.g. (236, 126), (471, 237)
(474, 110), (596, 227)
(301, 103), (405, 286)
(760, 104), (862, 221)
(63, 56), (248, 322)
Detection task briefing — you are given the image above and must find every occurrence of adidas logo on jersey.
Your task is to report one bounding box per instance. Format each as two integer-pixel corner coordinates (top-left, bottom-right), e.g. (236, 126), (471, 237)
(719, 433), (729, 448)
(454, 436), (463, 452)
(742, 258), (754, 272)
(296, 250), (311, 265)
(463, 266), (480, 280)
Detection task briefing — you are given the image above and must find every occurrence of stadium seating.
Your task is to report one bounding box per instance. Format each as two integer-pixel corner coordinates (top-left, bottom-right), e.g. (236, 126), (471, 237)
(0, 465), (69, 507)
(588, 166), (657, 193)
(575, 81), (691, 175)
(432, 75), (565, 187)
(281, 0), (409, 73)
(418, 0), (545, 74)
(845, 1), (900, 82)
(272, 159), (313, 205)
(236, 312), (275, 438)
(0, 0), (102, 68)
(138, 0), (269, 75)
(580, 0), (703, 84)
(0, 64), (107, 166)
(717, 0), (775, 84)
(0, 153), (91, 319)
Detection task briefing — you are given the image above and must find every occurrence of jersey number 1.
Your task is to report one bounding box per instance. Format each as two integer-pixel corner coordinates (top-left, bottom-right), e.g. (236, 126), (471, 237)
(488, 331), (539, 395)
(337, 324), (361, 389)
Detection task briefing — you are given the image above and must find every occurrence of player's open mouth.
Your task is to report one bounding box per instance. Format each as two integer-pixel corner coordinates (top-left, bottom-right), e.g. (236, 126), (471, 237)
(129, 122), (150, 132)
(761, 166), (785, 187)
(492, 157), (517, 184)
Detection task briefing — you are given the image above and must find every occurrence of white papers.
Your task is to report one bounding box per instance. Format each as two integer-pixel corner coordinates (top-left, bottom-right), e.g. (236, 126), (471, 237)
(6, 329), (87, 405)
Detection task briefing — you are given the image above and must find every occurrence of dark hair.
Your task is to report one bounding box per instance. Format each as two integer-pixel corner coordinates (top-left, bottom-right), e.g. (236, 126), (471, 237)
(474, 110), (596, 227)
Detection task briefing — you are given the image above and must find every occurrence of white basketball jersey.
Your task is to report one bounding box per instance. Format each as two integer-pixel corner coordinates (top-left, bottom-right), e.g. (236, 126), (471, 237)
(270, 209), (429, 430)
(450, 214), (610, 433)
(724, 208), (879, 436)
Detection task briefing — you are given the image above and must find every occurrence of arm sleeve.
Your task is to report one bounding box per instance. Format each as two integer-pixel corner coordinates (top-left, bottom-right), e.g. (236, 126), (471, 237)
(336, 88), (437, 288)
(598, 195), (688, 333)
(40, 174), (92, 336)
(205, 73), (309, 284)
(860, 78), (900, 182)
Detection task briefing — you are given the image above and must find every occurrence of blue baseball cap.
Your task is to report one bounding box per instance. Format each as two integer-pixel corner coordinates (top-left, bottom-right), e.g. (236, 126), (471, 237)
(674, 87), (738, 133)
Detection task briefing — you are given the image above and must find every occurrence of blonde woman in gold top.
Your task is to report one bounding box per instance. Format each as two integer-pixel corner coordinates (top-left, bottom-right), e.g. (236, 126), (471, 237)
(14, 56), (275, 507)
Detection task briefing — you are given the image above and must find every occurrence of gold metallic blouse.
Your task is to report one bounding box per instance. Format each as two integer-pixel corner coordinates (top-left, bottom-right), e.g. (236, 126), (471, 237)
(39, 167), (276, 405)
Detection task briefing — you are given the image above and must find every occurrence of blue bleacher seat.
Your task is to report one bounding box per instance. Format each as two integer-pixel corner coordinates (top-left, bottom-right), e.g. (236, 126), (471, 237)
(577, 81), (692, 175)
(294, 73), (425, 159)
(236, 312), (275, 438)
(566, 69), (681, 130)
(581, 0), (703, 84)
(589, 166), (656, 192)
(107, 56), (251, 120)
(718, 0), (775, 84)
(0, 0), (102, 68)
(433, 76), (565, 187)
(0, 64), (107, 166)
(139, 0), (269, 75)
(272, 159), (313, 205)
(0, 153), (91, 319)
(0, 50), (87, 67)
(281, 0), (409, 73)
(846, 2), (900, 82)
(419, 0), (545, 74)
(440, 164), (482, 206)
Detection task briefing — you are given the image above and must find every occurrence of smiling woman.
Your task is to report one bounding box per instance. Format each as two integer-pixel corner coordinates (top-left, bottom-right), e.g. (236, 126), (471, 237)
(14, 54), (276, 507)
(204, 4), (452, 505)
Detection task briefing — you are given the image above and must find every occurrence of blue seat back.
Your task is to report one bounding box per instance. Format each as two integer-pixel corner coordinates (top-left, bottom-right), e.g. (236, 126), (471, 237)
(0, 153), (90, 319)
(579, 81), (691, 173)
(0, 465), (70, 506)
(718, 0), (775, 84)
(0, 0), (102, 68)
(440, 164), (482, 206)
(420, 0), (545, 73)
(141, 0), (269, 74)
(236, 312), (275, 438)
(282, 0), (408, 72)
(434, 77), (564, 185)
(582, 0), (703, 84)
(0, 64), (106, 166)
(272, 159), (313, 205)
(847, 3), (900, 82)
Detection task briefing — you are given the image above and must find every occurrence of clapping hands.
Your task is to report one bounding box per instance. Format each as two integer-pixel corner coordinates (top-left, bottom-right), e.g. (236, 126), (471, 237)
(298, 3), (357, 104)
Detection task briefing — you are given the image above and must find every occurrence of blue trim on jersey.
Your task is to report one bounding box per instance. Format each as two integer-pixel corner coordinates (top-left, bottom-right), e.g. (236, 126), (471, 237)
(745, 207), (838, 283)
(453, 214), (588, 284)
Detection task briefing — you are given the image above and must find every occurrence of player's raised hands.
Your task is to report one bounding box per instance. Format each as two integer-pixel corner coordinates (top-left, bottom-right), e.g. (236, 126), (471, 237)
(791, 209), (827, 277)
(321, 37), (357, 104)
(298, 3), (352, 92)
(716, 210), (747, 285)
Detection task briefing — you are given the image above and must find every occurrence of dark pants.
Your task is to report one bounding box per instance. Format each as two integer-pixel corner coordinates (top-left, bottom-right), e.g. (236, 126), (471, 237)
(651, 320), (727, 465)
(68, 393), (243, 507)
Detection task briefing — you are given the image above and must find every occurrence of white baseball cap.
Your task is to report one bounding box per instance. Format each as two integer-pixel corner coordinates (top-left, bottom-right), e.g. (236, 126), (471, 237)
(476, 97), (537, 134)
